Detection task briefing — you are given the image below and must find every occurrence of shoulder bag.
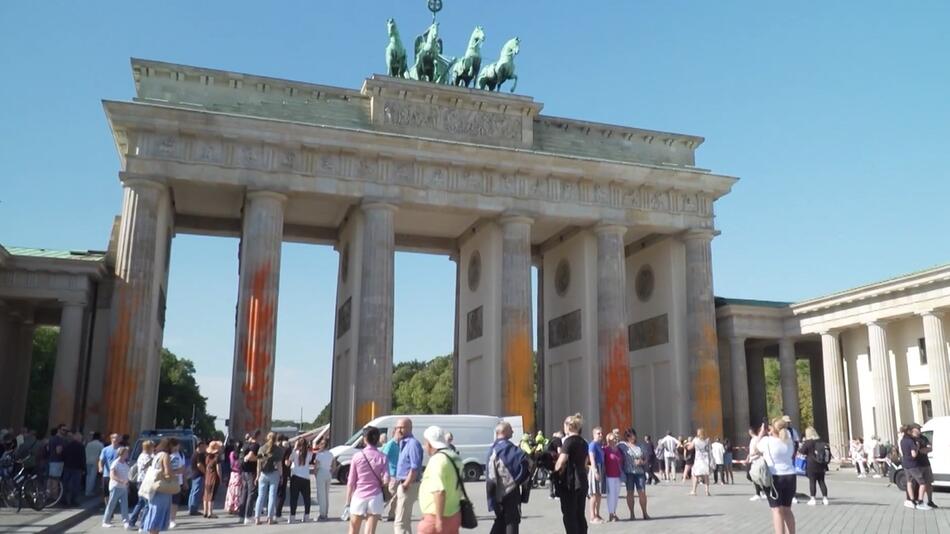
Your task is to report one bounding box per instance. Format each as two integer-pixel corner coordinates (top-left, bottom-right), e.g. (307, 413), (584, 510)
(361, 451), (393, 503)
(439, 451), (477, 529)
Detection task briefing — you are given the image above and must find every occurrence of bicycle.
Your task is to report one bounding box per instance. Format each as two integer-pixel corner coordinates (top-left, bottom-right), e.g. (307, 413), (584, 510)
(0, 455), (48, 512)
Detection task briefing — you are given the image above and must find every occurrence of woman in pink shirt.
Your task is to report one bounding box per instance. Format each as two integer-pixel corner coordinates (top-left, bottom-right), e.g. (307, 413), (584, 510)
(345, 426), (390, 534)
(603, 433), (624, 522)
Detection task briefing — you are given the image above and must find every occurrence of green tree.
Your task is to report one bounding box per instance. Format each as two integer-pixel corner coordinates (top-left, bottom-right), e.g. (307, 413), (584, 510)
(392, 355), (454, 414)
(26, 327), (58, 432)
(156, 348), (217, 438)
(764, 357), (814, 430)
(313, 403), (331, 427)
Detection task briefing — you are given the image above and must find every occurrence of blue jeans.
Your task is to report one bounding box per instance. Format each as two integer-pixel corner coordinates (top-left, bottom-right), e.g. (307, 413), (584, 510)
(255, 471), (280, 519)
(188, 476), (204, 513)
(103, 485), (129, 524)
(129, 493), (148, 527)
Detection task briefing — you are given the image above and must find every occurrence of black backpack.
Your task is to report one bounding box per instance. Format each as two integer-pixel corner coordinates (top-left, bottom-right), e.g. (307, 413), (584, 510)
(815, 441), (832, 465)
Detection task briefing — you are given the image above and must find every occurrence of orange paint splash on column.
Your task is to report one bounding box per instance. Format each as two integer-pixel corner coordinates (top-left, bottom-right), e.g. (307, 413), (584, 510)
(600, 334), (632, 433)
(103, 284), (139, 435)
(691, 324), (723, 437)
(240, 264), (275, 433)
(356, 401), (379, 429)
(504, 326), (534, 432)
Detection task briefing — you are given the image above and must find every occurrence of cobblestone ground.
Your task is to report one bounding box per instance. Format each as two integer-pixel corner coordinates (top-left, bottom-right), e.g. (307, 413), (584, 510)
(66, 471), (949, 533)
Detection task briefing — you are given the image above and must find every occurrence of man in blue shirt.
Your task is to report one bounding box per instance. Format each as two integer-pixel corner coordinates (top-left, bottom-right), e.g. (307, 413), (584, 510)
(393, 418), (422, 534)
(587, 427), (605, 524)
(380, 426), (403, 522)
(97, 433), (120, 504)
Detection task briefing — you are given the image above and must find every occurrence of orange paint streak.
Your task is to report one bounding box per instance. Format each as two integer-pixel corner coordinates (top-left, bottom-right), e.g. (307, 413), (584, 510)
(103, 283), (140, 435)
(356, 401), (378, 429)
(691, 324), (723, 437)
(504, 325), (534, 432)
(240, 264), (275, 433)
(600, 333), (632, 433)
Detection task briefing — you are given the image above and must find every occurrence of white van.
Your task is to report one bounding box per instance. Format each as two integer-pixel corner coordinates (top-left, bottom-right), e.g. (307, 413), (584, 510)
(330, 414), (523, 484)
(921, 416), (949, 488)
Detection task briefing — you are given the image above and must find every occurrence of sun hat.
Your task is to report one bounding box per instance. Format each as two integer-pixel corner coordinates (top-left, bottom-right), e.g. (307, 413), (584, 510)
(423, 425), (449, 450)
(207, 440), (223, 454)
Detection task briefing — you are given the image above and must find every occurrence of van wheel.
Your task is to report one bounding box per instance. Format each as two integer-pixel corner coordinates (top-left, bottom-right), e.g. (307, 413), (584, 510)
(463, 463), (482, 482)
(337, 465), (349, 485)
(893, 469), (907, 491)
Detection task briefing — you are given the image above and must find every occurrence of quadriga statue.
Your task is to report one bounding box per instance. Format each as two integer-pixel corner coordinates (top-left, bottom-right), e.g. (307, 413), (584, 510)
(477, 37), (519, 93)
(448, 26), (485, 88)
(385, 18), (408, 78)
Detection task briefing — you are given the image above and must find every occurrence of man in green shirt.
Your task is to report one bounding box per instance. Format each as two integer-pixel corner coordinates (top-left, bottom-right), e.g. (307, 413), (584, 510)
(418, 426), (464, 534)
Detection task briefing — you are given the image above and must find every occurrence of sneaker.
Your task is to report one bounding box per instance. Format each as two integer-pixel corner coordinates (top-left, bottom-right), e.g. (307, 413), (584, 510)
(822, 497), (829, 506)
(904, 500), (917, 509)
(302, 514), (310, 522)
(857, 474), (866, 478)
(169, 521), (176, 529)
(792, 497), (799, 504)
(243, 518), (252, 525)
(102, 523), (113, 529)
(916, 503), (932, 511)
(750, 495), (761, 501)
(873, 474), (882, 479)
(928, 501), (939, 509)
(123, 522), (131, 530)
(287, 516), (294, 524)
(807, 498), (816, 506)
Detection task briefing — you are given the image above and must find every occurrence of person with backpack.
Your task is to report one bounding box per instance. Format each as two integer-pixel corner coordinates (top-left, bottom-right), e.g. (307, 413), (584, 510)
(254, 432), (284, 525)
(486, 421), (530, 534)
(798, 427), (830, 505)
(755, 417), (797, 534)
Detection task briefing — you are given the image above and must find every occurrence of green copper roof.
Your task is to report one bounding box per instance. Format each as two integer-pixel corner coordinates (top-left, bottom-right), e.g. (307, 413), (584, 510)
(714, 297), (791, 309)
(6, 247), (106, 262)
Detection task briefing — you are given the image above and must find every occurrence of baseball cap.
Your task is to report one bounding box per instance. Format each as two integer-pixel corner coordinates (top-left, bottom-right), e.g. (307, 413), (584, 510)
(423, 425), (449, 450)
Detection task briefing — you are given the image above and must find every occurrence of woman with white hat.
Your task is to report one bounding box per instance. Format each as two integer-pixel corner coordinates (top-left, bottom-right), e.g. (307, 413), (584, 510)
(418, 426), (465, 534)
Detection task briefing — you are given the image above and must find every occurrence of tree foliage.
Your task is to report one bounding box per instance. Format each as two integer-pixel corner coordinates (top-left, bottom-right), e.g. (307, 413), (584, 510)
(26, 327), (58, 432)
(156, 348), (217, 438)
(313, 403), (331, 427)
(764, 357), (814, 430)
(392, 355), (454, 414)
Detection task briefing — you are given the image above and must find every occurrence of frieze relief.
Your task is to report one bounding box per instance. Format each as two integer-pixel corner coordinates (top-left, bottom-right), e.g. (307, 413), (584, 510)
(135, 131), (714, 218)
(379, 99), (521, 144)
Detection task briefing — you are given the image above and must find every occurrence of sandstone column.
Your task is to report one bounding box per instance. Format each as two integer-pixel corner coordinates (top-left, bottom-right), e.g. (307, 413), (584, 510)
(103, 179), (166, 435)
(867, 321), (897, 443)
(594, 224), (632, 433)
(353, 202), (396, 428)
(229, 191), (286, 438)
(820, 331), (849, 459)
(9, 317), (37, 430)
(684, 229), (723, 436)
(920, 311), (950, 417)
(747, 345), (767, 427)
(778, 337), (800, 427)
(500, 215), (534, 432)
(729, 337), (750, 444)
(49, 300), (86, 428)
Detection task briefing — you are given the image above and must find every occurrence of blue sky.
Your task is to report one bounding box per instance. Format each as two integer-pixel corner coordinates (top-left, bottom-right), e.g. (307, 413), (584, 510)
(2, 1), (948, 425)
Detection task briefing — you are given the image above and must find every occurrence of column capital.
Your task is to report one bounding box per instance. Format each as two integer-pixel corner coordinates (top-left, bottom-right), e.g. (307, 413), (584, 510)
(592, 222), (628, 237)
(360, 200), (399, 213)
(499, 213), (534, 226)
(818, 330), (840, 338)
(682, 227), (718, 242)
(121, 175), (168, 194)
(729, 335), (747, 344)
(59, 297), (87, 308)
(864, 319), (888, 329)
(247, 190), (288, 204)
(917, 309), (945, 319)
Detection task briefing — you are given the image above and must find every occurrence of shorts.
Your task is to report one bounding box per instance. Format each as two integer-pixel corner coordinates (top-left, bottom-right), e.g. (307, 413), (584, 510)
(587, 466), (605, 497)
(906, 466), (935, 485)
(624, 473), (646, 492)
(767, 474), (797, 508)
(350, 493), (384, 517)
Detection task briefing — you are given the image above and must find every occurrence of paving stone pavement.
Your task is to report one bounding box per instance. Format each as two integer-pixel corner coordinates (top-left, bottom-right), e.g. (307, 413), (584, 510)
(65, 471), (949, 533)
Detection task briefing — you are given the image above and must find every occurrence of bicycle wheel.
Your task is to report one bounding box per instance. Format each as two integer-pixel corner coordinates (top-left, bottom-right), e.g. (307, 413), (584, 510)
(23, 478), (47, 511)
(0, 477), (17, 507)
(45, 477), (63, 507)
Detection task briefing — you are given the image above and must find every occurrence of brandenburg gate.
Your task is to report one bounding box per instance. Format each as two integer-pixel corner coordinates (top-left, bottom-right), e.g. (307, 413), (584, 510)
(88, 53), (737, 442)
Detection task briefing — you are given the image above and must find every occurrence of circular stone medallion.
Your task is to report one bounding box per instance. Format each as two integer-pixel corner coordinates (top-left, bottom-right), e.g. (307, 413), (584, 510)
(635, 265), (655, 302)
(468, 251), (481, 292)
(554, 259), (571, 297)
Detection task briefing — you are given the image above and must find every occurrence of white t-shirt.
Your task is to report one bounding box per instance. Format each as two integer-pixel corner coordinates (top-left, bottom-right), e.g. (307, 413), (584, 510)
(290, 450), (313, 479)
(313, 450), (333, 478)
(135, 452), (154, 483)
(756, 436), (796, 476)
(711, 441), (725, 465)
(109, 459), (130, 489)
(659, 435), (678, 459)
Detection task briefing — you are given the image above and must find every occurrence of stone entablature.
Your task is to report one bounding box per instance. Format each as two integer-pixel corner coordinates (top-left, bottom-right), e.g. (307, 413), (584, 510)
(0, 247), (107, 306)
(106, 100), (730, 231)
(130, 58), (706, 169)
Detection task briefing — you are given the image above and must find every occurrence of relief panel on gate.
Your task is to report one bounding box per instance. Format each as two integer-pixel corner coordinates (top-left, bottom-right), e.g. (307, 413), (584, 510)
(628, 313), (668, 351)
(466, 305), (483, 342)
(548, 309), (582, 348)
(336, 297), (352, 339)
